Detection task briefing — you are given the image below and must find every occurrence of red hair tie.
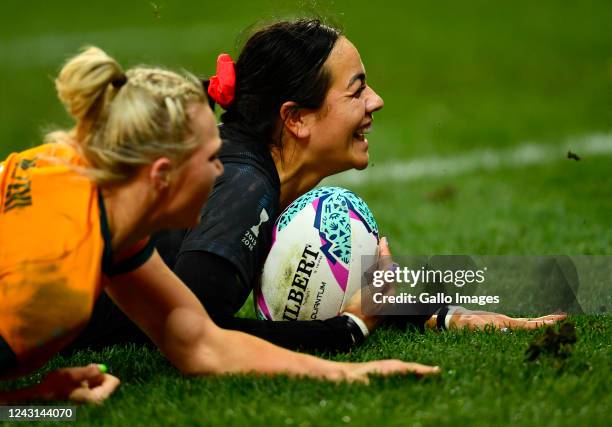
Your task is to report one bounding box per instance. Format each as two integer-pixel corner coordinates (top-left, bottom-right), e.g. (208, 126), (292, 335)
(207, 54), (236, 109)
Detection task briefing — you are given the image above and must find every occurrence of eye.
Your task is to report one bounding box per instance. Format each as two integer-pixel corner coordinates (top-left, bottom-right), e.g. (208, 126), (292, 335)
(352, 85), (367, 98)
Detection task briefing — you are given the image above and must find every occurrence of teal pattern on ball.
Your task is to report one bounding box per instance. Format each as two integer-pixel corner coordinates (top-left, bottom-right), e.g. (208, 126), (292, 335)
(344, 190), (378, 235)
(276, 187), (378, 266)
(277, 186), (334, 232)
(317, 190), (352, 264)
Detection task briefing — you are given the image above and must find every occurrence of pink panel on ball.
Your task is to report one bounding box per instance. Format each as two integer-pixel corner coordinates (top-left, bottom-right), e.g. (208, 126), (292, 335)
(271, 224), (277, 246)
(320, 237), (349, 292)
(348, 209), (361, 221)
(311, 197), (320, 211)
(257, 292), (273, 320)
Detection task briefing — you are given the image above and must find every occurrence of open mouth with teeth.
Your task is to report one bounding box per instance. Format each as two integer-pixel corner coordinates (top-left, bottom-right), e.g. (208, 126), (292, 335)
(353, 124), (371, 142)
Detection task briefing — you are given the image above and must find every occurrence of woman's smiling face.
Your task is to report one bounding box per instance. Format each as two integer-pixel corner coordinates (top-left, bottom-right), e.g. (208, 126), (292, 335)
(305, 36), (384, 175)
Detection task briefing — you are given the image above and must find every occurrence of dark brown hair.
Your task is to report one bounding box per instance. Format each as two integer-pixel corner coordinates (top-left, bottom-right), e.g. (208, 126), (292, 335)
(221, 19), (341, 147)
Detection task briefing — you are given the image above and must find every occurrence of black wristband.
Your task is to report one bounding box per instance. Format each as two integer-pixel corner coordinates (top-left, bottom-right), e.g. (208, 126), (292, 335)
(342, 315), (366, 346)
(436, 305), (451, 330)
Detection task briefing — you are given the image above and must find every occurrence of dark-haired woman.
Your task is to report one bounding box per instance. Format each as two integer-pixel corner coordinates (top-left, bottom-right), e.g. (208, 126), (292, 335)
(72, 20), (566, 356)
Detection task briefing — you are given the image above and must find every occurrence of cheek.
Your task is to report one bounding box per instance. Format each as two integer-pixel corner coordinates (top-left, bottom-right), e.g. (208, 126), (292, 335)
(206, 162), (219, 184)
(343, 104), (365, 134)
(198, 166), (216, 194)
(179, 171), (207, 208)
(329, 113), (358, 142)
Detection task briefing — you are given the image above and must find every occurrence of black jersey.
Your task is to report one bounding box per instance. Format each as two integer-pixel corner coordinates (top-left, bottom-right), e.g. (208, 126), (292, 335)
(153, 127), (369, 351)
(157, 126), (280, 286)
(67, 127), (431, 355)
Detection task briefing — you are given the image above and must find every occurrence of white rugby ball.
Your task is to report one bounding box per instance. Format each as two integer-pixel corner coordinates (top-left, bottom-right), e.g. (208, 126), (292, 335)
(257, 186), (379, 321)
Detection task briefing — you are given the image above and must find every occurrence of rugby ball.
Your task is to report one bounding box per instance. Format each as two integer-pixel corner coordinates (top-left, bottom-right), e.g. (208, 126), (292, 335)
(257, 186), (379, 321)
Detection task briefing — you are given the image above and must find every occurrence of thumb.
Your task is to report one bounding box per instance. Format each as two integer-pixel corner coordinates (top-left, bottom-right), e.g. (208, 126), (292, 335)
(379, 236), (392, 258)
(378, 237), (395, 272)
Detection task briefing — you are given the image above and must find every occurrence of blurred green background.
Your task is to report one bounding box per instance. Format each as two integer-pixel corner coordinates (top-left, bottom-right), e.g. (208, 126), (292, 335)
(1, 2), (611, 426)
(2, 0), (611, 158)
(2, 0), (611, 256)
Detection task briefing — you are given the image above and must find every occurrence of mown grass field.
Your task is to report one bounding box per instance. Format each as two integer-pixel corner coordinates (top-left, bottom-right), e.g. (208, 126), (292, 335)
(1, 1), (610, 426)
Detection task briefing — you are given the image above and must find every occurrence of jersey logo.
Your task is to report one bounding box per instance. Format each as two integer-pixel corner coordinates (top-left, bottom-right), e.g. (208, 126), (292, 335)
(250, 208), (270, 237)
(3, 158), (36, 213)
(241, 208), (269, 251)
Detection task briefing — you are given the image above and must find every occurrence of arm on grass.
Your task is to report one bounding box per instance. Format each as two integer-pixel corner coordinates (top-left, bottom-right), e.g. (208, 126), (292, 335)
(424, 307), (567, 331)
(374, 250), (567, 332)
(106, 251), (439, 381)
(169, 239), (400, 353)
(172, 252), (362, 353)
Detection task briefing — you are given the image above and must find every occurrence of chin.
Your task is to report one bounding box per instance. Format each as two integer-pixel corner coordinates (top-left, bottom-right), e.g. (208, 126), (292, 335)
(352, 154), (370, 170)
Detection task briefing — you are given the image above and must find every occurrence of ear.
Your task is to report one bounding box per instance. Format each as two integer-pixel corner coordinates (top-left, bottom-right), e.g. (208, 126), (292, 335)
(279, 101), (312, 139)
(149, 157), (173, 191)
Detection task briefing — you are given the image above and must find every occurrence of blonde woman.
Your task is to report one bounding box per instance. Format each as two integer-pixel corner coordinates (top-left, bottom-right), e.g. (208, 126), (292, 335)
(0, 47), (439, 404)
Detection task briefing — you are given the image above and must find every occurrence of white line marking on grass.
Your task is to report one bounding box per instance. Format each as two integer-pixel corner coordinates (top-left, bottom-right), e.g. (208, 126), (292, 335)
(324, 133), (612, 186)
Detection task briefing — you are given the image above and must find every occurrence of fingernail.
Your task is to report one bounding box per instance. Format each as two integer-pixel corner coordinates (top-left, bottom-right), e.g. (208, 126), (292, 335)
(98, 364), (108, 373)
(382, 236), (389, 247)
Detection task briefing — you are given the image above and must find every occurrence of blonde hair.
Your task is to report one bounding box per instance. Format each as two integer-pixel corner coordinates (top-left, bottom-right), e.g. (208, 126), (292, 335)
(47, 46), (206, 184)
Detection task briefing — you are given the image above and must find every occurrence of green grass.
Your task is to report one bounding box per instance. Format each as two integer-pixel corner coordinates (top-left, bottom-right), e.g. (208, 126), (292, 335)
(2, 316), (610, 427)
(1, 0), (611, 426)
(359, 156), (612, 255)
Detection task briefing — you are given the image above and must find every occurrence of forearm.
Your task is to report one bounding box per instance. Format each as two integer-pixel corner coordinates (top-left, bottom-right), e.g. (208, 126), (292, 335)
(205, 328), (346, 378)
(174, 251), (360, 353)
(214, 315), (358, 353)
(162, 308), (348, 380)
(105, 256), (341, 379)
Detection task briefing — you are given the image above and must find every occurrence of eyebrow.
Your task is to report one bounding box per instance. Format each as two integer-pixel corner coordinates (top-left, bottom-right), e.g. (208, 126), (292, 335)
(347, 73), (366, 89)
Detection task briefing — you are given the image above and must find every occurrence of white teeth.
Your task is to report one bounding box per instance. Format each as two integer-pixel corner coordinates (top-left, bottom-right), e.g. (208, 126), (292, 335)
(358, 125), (372, 135)
(353, 125), (371, 140)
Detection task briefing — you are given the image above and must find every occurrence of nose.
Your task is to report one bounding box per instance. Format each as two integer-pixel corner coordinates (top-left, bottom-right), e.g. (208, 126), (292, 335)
(366, 86), (384, 113)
